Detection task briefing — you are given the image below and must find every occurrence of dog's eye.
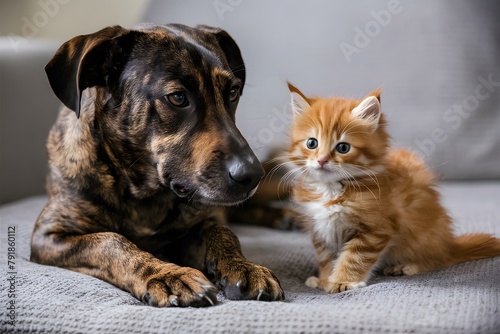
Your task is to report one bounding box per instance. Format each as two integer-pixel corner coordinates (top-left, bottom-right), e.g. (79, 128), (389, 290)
(228, 85), (240, 102)
(166, 92), (189, 108)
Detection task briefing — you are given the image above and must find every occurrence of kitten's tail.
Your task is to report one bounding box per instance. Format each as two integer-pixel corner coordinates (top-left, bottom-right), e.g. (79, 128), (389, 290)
(450, 234), (500, 265)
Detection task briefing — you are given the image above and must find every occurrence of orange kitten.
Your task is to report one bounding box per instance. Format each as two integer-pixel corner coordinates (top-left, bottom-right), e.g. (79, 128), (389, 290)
(286, 83), (500, 293)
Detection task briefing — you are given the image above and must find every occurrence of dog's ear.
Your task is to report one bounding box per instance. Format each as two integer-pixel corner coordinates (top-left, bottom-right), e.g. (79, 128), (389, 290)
(197, 25), (246, 94)
(45, 26), (137, 117)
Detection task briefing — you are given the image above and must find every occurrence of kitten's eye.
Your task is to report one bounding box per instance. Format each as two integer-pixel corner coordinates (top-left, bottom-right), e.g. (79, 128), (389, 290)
(336, 142), (351, 154)
(306, 138), (318, 149)
(165, 92), (189, 108)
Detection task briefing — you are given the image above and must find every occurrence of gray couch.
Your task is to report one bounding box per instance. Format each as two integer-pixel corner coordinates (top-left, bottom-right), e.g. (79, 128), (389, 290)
(1, 1), (499, 333)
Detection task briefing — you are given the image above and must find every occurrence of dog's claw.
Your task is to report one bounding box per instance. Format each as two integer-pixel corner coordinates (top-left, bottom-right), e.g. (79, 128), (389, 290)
(141, 292), (152, 305)
(142, 266), (219, 307)
(214, 259), (285, 301)
(204, 294), (215, 306)
(257, 289), (263, 301)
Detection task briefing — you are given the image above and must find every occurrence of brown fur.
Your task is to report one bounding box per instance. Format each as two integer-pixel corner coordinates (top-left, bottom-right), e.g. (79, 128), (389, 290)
(284, 83), (500, 293)
(30, 24), (284, 307)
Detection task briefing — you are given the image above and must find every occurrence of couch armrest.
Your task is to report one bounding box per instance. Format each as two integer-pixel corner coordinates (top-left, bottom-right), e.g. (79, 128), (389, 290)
(0, 38), (61, 204)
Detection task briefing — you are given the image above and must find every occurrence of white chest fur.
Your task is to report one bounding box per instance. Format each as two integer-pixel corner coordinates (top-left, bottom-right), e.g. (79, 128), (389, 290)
(297, 180), (353, 254)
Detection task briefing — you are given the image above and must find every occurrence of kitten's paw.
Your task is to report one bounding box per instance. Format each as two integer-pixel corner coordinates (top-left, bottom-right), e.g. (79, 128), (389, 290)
(305, 276), (320, 288)
(383, 264), (419, 276)
(323, 281), (366, 294)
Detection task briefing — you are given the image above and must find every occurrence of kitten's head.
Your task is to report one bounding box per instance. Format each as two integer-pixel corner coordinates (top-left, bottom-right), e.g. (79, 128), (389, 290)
(287, 83), (389, 182)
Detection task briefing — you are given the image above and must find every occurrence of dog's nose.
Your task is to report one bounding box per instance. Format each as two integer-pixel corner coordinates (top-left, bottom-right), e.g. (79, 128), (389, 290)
(226, 153), (264, 190)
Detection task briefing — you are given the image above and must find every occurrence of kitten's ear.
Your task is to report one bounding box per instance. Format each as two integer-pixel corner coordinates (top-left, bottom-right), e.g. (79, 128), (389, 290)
(288, 82), (310, 115)
(369, 88), (382, 103)
(352, 95), (381, 131)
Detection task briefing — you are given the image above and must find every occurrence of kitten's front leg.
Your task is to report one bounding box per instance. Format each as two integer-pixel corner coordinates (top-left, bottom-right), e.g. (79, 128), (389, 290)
(323, 234), (389, 294)
(306, 235), (336, 290)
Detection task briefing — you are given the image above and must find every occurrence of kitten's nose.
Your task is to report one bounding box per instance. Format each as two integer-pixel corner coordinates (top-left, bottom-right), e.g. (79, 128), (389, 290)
(317, 159), (328, 167)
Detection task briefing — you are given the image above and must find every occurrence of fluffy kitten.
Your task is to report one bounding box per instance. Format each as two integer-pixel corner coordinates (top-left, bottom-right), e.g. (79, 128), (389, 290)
(286, 83), (500, 293)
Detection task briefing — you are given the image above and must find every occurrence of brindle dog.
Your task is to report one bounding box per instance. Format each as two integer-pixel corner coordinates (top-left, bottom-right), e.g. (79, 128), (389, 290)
(30, 23), (284, 307)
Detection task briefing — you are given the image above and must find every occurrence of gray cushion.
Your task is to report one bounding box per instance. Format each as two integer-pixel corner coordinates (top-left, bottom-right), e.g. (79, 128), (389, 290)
(1, 181), (499, 333)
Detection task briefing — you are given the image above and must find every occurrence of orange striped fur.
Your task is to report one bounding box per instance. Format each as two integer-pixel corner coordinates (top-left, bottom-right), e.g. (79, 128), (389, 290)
(285, 83), (500, 293)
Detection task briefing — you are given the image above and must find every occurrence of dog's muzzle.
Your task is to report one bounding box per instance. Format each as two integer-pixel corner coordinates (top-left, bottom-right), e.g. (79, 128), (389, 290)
(213, 148), (264, 205)
(169, 147), (264, 206)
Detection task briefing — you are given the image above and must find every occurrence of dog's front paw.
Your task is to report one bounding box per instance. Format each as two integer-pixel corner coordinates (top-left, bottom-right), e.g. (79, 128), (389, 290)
(141, 265), (218, 307)
(208, 259), (284, 301)
(323, 281), (366, 294)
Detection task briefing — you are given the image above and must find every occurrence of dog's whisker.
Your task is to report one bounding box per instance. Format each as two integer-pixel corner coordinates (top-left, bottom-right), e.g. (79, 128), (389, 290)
(128, 153), (147, 170)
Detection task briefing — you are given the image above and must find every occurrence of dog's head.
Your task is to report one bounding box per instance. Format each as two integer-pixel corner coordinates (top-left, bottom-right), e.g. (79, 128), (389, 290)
(45, 24), (263, 206)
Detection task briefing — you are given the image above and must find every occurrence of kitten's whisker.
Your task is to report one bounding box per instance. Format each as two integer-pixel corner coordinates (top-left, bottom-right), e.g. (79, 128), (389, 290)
(344, 165), (381, 202)
(340, 121), (366, 137)
(265, 157), (304, 178)
(337, 166), (362, 194)
(342, 130), (372, 136)
(266, 161), (301, 183)
(262, 154), (293, 166)
(280, 165), (306, 185)
(350, 165), (382, 197)
(278, 166), (307, 195)
(266, 165), (302, 190)
(261, 154), (299, 184)
(338, 118), (358, 135)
